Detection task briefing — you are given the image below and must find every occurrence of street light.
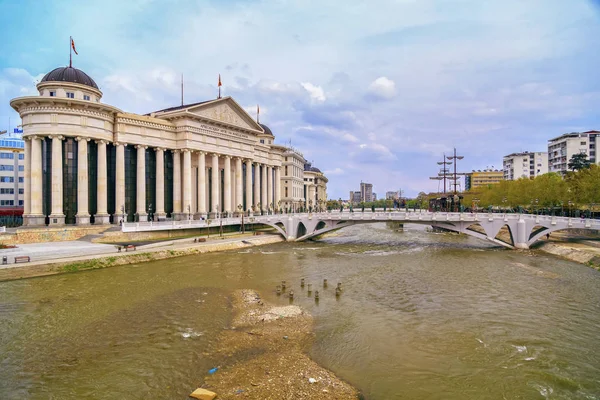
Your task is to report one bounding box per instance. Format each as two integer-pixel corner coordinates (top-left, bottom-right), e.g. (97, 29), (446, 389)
(568, 200), (573, 218)
(187, 204), (191, 220)
(121, 204), (125, 224)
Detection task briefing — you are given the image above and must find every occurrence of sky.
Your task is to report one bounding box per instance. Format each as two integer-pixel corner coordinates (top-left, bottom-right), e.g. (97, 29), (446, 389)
(1, 0), (600, 198)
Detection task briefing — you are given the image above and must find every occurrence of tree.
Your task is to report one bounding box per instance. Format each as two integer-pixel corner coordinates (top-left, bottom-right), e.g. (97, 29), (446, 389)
(568, 153), (591, 171)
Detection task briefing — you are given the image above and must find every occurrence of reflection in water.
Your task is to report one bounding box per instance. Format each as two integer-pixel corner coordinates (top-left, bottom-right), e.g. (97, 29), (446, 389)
(1, 223), (599, 399)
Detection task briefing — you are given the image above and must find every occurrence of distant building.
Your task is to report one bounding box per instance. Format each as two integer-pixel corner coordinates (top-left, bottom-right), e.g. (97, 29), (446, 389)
(281, 147), (306, 212)
(0, 131), (25, 209)
(349, 191), (361, 204)
(360, 182), (373, 202)
(372, 193), (377, 201)
(503, 151), (548, 180)
(386, 191), (399, 200)
(303, 161), (328, 211)
(465, 169), (504, 191)
(548, 131), (600, 174)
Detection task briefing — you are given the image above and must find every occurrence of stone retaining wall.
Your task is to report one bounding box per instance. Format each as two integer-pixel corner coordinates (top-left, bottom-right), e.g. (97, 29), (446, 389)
(0, 226), (110, 245)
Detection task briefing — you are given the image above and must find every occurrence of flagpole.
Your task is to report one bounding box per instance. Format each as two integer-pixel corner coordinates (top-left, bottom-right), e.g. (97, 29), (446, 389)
(69, 36), (72, 68)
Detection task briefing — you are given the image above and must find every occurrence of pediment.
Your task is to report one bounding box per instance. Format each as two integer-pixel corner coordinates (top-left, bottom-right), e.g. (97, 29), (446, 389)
(187, 98), (261, 132)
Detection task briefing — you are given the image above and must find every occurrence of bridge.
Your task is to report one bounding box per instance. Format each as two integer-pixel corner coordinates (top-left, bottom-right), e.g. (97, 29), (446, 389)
(121, 211), (600, 249)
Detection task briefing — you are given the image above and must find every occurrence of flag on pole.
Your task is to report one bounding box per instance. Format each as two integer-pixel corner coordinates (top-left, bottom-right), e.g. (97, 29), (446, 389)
(257, 104), (260, 123)
(218, 74), (222, 98)
(71, 37), (78, 55)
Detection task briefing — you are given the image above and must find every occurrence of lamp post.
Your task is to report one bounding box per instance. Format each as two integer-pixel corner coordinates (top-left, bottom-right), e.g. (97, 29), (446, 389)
(148, 203), (153, 222)
(502, 196), (507, 217)
(535, 198), (539, 216)
(568, 200), (573, 218)
(187, 204), (191, 221)
(121, 205), (125, 225)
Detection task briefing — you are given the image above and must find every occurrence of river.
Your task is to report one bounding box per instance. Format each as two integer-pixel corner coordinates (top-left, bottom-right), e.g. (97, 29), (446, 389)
(1, 224), (599, 399)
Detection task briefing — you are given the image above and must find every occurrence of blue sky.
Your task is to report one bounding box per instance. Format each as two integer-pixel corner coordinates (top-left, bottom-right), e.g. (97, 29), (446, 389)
(1, 0), (600, 198)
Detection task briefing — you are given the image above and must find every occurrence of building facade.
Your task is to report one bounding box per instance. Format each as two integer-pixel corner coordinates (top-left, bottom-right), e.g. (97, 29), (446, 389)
(503, 151), (548, 180)
(303, 162), (328, 211)
(465, 169), (504, 191)
(10, 66), (286, 226)
(0, 133), (25, 208)
(280, 147), (306, 212)
(385, 191), (399, 200)
(548, 131), (600, 174)
(360, 182), (373, 202)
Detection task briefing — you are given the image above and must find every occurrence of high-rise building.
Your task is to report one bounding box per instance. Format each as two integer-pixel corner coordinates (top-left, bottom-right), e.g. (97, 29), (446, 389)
(350, 191), (361, 204)
(0, 131), (25, 209)
(503, 151), (548, 180)
(372, 193), (377, 201)
(360, 182), (373, 202)
(548, 131), (600, 174)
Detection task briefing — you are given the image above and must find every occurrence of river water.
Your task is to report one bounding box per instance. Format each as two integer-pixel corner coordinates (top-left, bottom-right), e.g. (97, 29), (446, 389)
(1, 224), (599, 399)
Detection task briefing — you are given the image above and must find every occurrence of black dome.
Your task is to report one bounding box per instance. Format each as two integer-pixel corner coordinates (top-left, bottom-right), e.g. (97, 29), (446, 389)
(310, 167), (322, 173)
(259, 123), (274, 136)
(40, 67), (99, 89)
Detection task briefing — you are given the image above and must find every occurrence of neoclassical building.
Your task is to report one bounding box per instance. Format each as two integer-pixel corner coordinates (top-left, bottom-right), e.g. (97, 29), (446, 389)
(10, 66), (287, 226)
(303, 161), (328, 211)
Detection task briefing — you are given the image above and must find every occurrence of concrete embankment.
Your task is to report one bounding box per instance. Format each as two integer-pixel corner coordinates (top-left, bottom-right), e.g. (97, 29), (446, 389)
(196, 289), (361, 399)
(0, 235), (284, 282)
(537, 241), (600, 270)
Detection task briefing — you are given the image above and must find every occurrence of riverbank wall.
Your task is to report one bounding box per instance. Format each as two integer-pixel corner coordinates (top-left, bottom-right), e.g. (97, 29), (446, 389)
(0, 235), (284, 282)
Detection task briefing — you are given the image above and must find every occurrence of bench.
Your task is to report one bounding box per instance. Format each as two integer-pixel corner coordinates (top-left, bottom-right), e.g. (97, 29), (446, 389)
(14, 256), (30, 263)
(125, 245), (136, 251)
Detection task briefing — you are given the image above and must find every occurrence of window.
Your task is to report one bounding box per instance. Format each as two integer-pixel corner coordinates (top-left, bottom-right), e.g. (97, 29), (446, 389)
(18, 154), (24, 159)
(18, 200), (23, 206)
(0, 153), (14, 159)
(260, 139), (265, 144)
(18, 188), (24, 194)
(0, 165), (14, 171)
(0, 200), (14, 206)
(83, 94), (90, 101)
(581, 141), (586, 145)
(18, 177), (23, 183)
(0, 177), (14, 183)
(18, 165), (24, 171)
(66, 92), (75, 99)
(0, 188), (14, 194)
(49, 91), (56, 97)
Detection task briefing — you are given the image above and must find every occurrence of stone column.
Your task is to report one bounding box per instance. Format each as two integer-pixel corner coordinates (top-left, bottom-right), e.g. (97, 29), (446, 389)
(155, 148), (165, 219)
(23, 138), (31, 224)
(267, 166), (273, 212)
(115, 143), (125, 222)
(275, 167), (281, 212)
(95, 140), (110, 224)
(197, 152), (206, 216)
(182, 149), (192, 219)
(261, 164), (267, 213)
(253, 163), (260, 212)
(172, 150), (182, 219)
(211, 153), (220, 216)
(75, 137), (90, 225)
(223, 155), (231, 215)
(136, 145), (147, 222)
(245, 159), (252, 213)
(49, 135), (65, 225)
(27, 136), (45, 225)
(235, 157), (243, 214)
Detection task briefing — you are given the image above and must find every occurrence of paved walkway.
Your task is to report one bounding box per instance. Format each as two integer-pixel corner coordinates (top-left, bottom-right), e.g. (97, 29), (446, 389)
(0, 232), (272, 269)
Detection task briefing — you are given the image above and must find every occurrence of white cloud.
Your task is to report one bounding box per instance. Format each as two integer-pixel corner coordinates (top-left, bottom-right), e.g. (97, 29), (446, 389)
(367, 77), (396, 99)
(301, 82), (326, 103)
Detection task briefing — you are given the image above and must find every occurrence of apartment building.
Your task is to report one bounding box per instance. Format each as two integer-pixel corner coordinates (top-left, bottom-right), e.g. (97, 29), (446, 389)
(503, 151), (548, 180)
(0, 132), (25, 209)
